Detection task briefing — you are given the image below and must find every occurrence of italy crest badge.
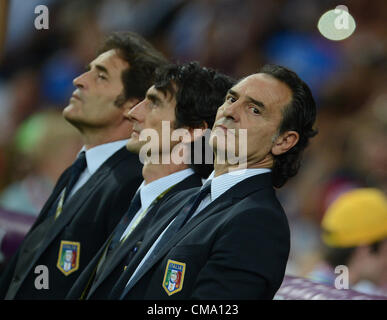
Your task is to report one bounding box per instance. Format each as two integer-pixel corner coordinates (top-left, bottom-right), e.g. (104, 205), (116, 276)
(162, 259), (186, 296)
(56, 241), (80, 276)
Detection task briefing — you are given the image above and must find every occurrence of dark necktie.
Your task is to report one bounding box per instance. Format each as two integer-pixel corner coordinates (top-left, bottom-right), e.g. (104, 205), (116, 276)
(91, 191), (142, 282)
(108, 191), (142, 253)
(63, 151), (87, 203)
(150, 180), (211, 254)
(119, 181), (211, 299)
(46, 151), (87, 218)
(177, 181), (212, 229)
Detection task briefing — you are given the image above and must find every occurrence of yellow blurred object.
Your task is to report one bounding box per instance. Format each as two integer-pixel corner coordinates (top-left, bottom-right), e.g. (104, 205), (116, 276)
(322, 188), (387, 248)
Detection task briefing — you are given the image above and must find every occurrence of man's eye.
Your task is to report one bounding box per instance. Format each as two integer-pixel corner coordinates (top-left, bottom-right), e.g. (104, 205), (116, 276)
(148, 99), (159, 108)
(250, 107), (260, 115)
(151, 102), (160, 108)
(226, 95), (236, 103)
(98, 73), (107, 80)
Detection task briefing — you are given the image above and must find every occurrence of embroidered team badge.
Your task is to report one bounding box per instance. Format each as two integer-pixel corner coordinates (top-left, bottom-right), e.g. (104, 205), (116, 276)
(162, 259), (186, 296)
(56, 241), (80, 276)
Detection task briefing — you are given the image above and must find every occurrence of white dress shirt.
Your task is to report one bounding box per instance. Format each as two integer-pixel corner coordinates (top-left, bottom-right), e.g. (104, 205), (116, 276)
(125, 167), (271, 288)
(68, 139), (128, 199)
(119, 168), (196, 241)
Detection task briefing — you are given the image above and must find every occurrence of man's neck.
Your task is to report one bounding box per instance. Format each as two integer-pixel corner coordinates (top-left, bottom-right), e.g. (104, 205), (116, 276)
(142, 162), (189, 184)
(81, 129), (129, 150)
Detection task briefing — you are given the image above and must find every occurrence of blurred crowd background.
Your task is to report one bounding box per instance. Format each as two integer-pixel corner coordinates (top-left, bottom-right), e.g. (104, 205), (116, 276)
(0, 0), (386, 295)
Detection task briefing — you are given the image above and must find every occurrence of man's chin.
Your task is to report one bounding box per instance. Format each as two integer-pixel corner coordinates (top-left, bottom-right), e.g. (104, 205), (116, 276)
(62, 103), (78, 118)
(62, 108), (84, 131)
(62, 107), (73, 122)
(126, 139), (142, 154)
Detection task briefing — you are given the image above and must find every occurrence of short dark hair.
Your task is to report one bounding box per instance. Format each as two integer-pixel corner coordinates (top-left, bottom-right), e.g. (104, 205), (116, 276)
(154, 61), (236, 178)
(154, 62), (235, 130)
(259, 64), (318, 188)
(323, 240), (384, 268)
(98, 31), (168, 106)
(323, 245), (355, 267)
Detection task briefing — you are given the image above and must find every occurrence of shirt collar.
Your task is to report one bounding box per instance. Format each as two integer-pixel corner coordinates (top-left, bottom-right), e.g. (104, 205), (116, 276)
(204, 168), (271, 202)
(80, 139), (128, 175)
(138, 168), (195, 210)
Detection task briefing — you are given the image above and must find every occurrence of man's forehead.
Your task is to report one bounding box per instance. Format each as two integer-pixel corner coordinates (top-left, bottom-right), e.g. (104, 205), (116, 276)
(232, 73), (292, 107)
(147, 84), (177, 102)
(147, 85), (160, 95)
(91, 49), (129, 71)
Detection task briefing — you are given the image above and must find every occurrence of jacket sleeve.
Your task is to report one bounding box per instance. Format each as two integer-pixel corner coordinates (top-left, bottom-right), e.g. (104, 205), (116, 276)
(190, 207), (290, 300)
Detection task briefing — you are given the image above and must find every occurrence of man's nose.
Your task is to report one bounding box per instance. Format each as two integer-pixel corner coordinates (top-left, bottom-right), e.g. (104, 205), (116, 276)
(126, 99), (146, 122)
(222, 101), (240, 122)
(72, 72), (88, 89)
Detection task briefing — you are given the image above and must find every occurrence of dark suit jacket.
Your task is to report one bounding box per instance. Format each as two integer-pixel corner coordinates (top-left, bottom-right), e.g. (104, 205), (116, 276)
(0, 147), (143, 299)
(66, 172), (203, 300)
(110, 172), (290, 300)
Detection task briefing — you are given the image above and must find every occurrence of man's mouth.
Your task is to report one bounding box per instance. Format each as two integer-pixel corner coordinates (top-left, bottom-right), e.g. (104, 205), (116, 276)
(71, 93), (82, 101)
(214, 124), (235, 135)
(131, 128), (141, 137)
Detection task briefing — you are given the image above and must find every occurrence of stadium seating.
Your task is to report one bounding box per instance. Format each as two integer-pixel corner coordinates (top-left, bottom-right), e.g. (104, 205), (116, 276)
(0, 208), (36, 265)
(275, 275), (387, 300)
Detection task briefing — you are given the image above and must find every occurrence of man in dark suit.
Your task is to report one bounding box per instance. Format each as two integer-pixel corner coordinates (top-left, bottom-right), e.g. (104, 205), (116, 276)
(107, 64), (318, 300)
(66, 62), (235, 299)
(0, 31), (167, 299)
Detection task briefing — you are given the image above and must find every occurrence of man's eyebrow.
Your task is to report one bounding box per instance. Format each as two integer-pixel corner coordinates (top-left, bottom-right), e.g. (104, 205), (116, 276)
(146, 92), (162, 104)
(227, 89), (265, 108)
(227, 89), (239, 98)
(246, 96), (265, 109)
(95, 64), (109, 75)
(85, 63), (109, 75)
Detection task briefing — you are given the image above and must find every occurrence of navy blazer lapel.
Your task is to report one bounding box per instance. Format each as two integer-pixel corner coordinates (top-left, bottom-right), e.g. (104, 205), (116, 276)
(32, 168), (71, 227)
(91, 173), (203, 293)
(149, 172), (273, 261)
(121, 172), (273, 296)
(159, 172), (274, 260)
(90, 215), (148, 293)
(157, 196), (234, 257)
(122, 195), (234, 295)
(31, 147), (132, 267)
(32, 167), (110, 266)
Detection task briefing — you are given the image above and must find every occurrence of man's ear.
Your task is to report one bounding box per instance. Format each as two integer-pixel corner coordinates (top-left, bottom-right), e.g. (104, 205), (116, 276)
(271, 130), (299, 156)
